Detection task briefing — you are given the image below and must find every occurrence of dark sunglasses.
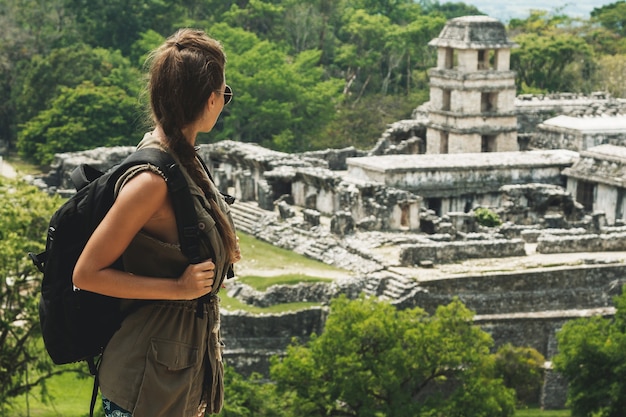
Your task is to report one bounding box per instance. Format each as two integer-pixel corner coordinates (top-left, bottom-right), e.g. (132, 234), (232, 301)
(219, 84), (233, 105)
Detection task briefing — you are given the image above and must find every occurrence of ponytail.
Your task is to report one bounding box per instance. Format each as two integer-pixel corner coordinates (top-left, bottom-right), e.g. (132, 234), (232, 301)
(163, 130), (238, 263)
(147, 28), (238, 263)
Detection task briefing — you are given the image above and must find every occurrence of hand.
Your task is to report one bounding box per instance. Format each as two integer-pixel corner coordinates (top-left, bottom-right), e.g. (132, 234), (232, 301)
(177, 259), (215, 300)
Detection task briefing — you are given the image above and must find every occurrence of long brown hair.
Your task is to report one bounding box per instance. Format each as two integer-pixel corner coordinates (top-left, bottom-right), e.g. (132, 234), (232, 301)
(147, 28), (237, 263)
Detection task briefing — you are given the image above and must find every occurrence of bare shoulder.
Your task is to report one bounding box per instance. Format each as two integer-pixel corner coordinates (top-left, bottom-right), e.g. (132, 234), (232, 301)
(116, 170), (168, 208)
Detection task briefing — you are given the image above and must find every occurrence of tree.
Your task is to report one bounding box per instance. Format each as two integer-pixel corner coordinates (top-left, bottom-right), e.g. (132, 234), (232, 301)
(421, 1), (484, 19)
(17, 81), (142, 165)
(0, 0), (71, 149)
(223, 0), (286, 40)
(591, 1), (626, 37)
(62, 0), (182, 55)
(208, 23), (343, 152)
(336, 9), (392, 98)
(318, 89), (428, 150)
(511, 33), (595, 93)
(0, 178), (69, 416)
(494, 344), (545, 407)
(270, 295), (515, 417)
(553, 287), (626, 417)
(12, 43), (142, 127)
(216, 367), (288, 417)
(508, 9), (573, 37)
(595, 54), (626, 97)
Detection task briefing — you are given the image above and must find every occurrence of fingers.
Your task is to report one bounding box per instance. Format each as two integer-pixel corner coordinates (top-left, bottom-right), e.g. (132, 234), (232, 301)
(187, 260), (215, 288)
(178, 259), (220, 300)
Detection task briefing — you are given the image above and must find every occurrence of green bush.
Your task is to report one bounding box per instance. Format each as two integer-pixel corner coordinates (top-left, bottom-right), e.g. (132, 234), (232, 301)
(494, 344), (546, 407)
(474, 207), (503, 227)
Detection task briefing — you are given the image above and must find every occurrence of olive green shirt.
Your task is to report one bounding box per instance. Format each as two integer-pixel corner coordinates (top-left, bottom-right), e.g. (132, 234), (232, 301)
(98, 133), (233, 417)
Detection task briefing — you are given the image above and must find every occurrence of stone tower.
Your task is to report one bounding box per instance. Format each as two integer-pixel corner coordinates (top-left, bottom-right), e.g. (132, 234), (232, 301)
(426, 16), (518, 154)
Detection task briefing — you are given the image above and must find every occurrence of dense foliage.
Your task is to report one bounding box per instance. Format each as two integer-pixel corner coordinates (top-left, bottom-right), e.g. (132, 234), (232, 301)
(474, 207), (503, 227)
(0, 177), (67, 416)
(553, 287), (626, 417)
(2, 0), (625, 165)
(494, 344), (546, 407)
(269, 295), (516, 417)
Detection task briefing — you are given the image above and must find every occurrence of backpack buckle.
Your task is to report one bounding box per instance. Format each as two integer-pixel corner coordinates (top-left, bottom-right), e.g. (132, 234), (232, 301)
(28, 251), (46, 273)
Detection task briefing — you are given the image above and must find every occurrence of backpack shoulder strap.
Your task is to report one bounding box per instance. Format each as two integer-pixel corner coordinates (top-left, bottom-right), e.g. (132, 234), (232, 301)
(194, 150), (236, 205)
(120, 148), (203, 265)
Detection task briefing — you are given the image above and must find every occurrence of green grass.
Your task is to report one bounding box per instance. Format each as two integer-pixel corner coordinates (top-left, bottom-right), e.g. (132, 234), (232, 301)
(10, 371), (99, 417)
(236, 232), (345, 273)
(237, 274), (332, 291)
(515, 408), (571, 417)
(4, 153), (46, 176)
(220, 232), (343, 313)
(220, 291), (320, 313)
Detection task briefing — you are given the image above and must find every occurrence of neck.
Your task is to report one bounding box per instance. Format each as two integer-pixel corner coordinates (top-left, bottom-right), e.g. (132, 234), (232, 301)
(153, 125), (196, 146)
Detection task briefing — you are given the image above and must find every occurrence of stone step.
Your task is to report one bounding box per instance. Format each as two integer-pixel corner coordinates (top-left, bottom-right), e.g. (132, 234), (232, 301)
(381, 271), (419, 300)
(230, 201), (272, 234)
(303, 246), (325, 259)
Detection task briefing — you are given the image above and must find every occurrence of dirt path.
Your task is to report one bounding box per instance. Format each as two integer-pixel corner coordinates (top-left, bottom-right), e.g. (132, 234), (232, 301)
(236, 238), (626, 283)
(234, 258), (355, 280)
(0, 157), (17, 179)
(390, 244), (626, 282)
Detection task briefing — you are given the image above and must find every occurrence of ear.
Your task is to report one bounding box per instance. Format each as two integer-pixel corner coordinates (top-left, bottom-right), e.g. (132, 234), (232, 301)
(206, 92), (218, 111)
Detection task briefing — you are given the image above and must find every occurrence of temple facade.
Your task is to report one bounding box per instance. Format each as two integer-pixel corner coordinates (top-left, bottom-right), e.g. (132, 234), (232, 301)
(426, 16), (518, 154)
(564, 144), (626, 225)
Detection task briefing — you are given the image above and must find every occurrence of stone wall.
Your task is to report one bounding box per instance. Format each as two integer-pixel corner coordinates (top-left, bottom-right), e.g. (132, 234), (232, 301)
(399, 239), (526, 265)
(221, 307), (328, 376)
(515, 93), (626, 135)
(33, 146), (135, 193)
(220, 262), (624, 408)
(534, 116), (626, 152)
(537, 231), (626, 253)
(398, 264), (624, 316)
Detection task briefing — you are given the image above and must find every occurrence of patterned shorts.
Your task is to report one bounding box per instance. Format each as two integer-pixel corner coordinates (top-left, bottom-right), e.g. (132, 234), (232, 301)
(102, 396), (207, 416)
(102, 396), (132, 417)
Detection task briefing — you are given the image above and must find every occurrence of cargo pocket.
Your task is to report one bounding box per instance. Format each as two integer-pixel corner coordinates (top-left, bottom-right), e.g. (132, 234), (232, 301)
(133, 338), (200, 417)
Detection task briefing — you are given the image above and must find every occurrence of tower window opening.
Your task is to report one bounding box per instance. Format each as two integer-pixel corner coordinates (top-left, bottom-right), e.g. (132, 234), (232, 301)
(481, 92), (497, 113)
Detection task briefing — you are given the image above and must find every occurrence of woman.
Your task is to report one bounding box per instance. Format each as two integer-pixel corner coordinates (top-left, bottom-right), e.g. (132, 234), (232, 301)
(73, 28), (240, 417)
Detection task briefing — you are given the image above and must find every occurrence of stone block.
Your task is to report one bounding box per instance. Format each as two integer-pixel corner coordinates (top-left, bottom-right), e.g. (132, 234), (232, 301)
(277, 201), (296, 220)
(257, 180), (274, 211)
(303, 209), (321, 226)
(399, 239), (526, 265)
(330, 211), (355, 236)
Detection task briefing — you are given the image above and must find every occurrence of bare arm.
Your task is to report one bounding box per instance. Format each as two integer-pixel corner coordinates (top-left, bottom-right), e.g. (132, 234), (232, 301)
(73, 171), (215, 300)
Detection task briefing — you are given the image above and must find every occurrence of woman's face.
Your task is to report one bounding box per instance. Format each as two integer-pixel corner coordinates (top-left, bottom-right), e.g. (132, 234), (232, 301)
(199, 82), (231, 133)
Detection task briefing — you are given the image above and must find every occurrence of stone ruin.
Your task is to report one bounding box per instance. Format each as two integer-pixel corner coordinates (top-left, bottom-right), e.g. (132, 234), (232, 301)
(376, 92), (626, 157)
(30, 134), (626, 409)
(26, 14), (626, 411)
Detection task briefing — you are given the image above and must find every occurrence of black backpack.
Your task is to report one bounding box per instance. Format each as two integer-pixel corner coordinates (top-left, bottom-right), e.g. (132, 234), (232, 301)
(28, 148), (204, 371)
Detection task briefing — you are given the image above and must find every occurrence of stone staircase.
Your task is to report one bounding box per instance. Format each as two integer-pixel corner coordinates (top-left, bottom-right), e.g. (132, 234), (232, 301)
(300, 239), (336, 260)
(230, 201), (420, 303)
(361, 268), (420, 300)
(382, 269), (419, 300)
(230, 201), (273, 235)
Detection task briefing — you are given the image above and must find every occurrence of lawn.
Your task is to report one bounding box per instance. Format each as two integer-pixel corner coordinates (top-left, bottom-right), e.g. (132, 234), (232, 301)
(219, 232), (345, 313)
(10, 371), (98, 417)
(515, 408), (571, 417)
(235, 232), (347, 275)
